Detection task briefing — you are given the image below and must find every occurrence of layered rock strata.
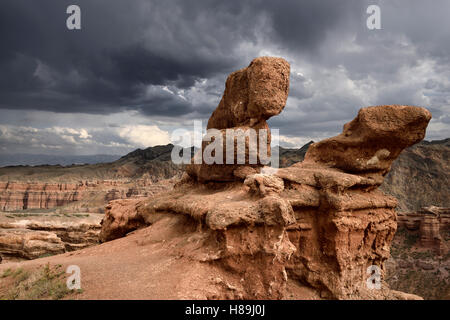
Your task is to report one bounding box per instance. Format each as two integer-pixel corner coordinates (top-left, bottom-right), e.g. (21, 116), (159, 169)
(398, 206), (450, 254)
(100, 57), (431, 299)
(0, 179), (172, 212)
(0, 214), (103, 260)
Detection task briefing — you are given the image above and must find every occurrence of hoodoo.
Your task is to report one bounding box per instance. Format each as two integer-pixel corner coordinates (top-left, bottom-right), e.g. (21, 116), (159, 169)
(100, 57), (432, 299)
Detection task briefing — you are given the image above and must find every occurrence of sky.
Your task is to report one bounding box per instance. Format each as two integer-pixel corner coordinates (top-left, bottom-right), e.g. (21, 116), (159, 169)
(0, 0), (449, 156)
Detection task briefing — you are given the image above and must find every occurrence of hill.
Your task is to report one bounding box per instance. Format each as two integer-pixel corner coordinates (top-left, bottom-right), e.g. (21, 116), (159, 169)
(0, 144), (187, 183)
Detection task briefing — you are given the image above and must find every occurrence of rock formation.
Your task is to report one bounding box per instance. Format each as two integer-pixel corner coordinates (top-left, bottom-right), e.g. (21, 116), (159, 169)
(0, 213), (103, 260)
(186, 56), (290, 182)
(0, 182), (84, 211)
(397, 206), (450, 254)
(100, 57), (431, 299)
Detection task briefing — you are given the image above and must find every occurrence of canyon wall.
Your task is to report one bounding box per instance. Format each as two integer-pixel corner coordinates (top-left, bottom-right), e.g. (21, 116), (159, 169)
(0, 179), (173, 213)
(398, 206), (450, 254)
(0, 182), (86, 211)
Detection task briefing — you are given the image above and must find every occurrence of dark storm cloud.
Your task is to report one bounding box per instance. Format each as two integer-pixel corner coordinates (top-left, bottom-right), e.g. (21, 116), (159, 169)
(0, 0), (366, 117)
(0, 0), (449, 155)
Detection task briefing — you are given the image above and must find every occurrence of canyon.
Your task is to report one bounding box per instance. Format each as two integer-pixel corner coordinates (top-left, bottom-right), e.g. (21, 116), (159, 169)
(0, 147), (178, 263)
(96, 57), (432, 299)
(0, 143), (183, 213)
(0, 57), (448, 300)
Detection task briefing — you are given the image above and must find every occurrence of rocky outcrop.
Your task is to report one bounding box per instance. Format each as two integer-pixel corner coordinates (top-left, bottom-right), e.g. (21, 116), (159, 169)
(186, 56), (290, 182)
(398, 206), (450, 254)
(100, 57), (431, 299)
(0, 214), (102, 260)
(0, 229), (65, 260)
(100, 199), (145, 242)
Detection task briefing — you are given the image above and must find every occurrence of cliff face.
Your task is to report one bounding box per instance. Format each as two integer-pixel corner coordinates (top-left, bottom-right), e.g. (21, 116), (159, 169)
(0, 182), (85, 211)
(386, 206), (450, 300)
(0, 178), (175, 213)
(100, 57), (431, 299)
(397, 206), (450, 254)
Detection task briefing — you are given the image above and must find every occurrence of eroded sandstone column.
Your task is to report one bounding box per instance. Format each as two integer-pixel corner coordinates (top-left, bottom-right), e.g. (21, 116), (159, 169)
(186, 56), (290, 182)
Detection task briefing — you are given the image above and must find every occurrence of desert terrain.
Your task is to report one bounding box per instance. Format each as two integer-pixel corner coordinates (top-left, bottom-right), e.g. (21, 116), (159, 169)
(0, 57), (448, 300)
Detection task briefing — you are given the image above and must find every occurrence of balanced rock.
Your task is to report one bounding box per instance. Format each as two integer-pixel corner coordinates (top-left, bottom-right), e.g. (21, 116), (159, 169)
(186, 57), (290, 182)
(100, 57), (431, 300)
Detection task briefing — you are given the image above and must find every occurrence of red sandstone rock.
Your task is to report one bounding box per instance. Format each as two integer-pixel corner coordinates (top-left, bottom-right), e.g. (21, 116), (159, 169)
(100, 58), (431, 300)
(100, 199), (145, 242)
(186, 57), (290, 182)
(0, 179), (172, 212)
(304, 105), (432, 177)
(0, 213), (102, 260)
(207, 57), (290, 129)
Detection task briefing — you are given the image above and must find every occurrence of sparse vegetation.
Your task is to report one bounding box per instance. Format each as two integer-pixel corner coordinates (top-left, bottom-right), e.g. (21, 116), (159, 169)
(411, 250), (433, 259)
(38, 253), (57, 259)
(0, 263), (77, 300)
(71, 213), (89, 217)
(1, 268), (13, 278)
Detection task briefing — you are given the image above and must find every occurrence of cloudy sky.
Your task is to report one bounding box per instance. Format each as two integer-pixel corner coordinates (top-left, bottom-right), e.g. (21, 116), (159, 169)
(0, 0), (449, 156)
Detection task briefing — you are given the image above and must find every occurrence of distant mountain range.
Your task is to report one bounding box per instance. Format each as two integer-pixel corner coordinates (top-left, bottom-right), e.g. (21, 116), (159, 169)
(0, 143), (311, 168)
(0, 153), (122, 167)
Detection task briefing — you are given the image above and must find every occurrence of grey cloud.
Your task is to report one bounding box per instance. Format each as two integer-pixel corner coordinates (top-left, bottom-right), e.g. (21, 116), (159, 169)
(0, 0), (449, 155)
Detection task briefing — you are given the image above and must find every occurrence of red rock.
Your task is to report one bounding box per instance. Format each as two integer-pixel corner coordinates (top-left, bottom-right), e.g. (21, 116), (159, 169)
(100, 58), (431, 300)
(398, 206), (449, 254)
(187, 57), (290, 182)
